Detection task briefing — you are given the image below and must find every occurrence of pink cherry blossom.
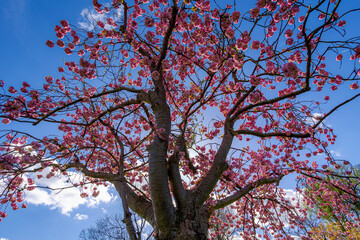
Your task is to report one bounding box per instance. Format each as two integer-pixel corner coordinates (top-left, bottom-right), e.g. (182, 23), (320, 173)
(350, 83), (359, 89)
(46, 40), (55, 48)
(282, 62), (299, 78)
(251, 7), (260, 19)
(336, 54), (343, 61)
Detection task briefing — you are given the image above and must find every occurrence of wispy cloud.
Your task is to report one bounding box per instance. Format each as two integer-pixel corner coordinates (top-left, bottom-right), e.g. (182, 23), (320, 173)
(78, 7), (123, 31)
(330, 150), (342, 158)
(2, 0), (29, 43)
(74, 213), (88, 220)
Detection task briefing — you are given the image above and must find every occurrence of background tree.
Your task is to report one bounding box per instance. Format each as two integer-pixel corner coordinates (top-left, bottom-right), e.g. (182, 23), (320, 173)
(1, 0), (360, 239)
(300, 164), (360, 239)
(79, 212), (152, 240)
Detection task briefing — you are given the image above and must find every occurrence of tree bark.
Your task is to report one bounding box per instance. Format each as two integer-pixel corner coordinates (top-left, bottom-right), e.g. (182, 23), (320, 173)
(154, 202), (211, 240)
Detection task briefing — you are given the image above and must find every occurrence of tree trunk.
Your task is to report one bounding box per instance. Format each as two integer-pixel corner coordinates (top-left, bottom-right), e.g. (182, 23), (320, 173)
(172, 218), (209, 240)
(156, 205), (210, 240)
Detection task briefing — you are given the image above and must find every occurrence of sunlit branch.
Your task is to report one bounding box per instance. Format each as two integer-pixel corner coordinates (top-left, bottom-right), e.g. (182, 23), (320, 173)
(211, 175), (284, 210)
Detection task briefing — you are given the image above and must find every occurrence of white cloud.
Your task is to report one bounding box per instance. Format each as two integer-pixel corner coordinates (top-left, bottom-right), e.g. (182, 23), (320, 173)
(101, 207), (108, 214)
(74, 213), (88, 220)
(330, 150), (342, 157)
(0, 238), (9, 240)
(23, 168), (117, 216)
(78, 7), (122, 31)
(305, 112), (322, 125)
(283, 188), (302, 205)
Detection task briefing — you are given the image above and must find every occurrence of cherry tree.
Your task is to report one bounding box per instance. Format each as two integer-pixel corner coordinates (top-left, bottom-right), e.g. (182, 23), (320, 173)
(1, 0), (360, 239)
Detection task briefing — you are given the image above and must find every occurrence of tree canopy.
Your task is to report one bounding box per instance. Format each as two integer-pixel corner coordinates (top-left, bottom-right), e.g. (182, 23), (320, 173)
(302, 164), (360, 238)
(1, 0), (360, 239)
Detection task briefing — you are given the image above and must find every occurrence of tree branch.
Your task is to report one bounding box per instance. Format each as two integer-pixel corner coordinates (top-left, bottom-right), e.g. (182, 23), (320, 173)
(211, 175), (284, 210)
(86, 97), (142, 126)
(33, 87), (144, 126)
(233, 130), (311, 139)
(194, 121), (233, 207)
(313, 93), (360, 129)
(168, 136), (189, 208)
(155, 5), (178, 71)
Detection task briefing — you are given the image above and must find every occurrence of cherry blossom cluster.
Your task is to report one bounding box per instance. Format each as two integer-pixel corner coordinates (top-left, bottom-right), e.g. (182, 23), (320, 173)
(1, 0), (360, 237)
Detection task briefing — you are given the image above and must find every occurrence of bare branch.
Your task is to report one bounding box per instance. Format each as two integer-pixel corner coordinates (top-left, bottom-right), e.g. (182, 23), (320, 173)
(234, 130), (311, 139)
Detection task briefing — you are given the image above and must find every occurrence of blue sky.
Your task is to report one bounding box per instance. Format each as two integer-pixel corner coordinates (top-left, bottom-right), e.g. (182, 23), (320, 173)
(0, 1), (124, 239)
(0, 0), (360, 240)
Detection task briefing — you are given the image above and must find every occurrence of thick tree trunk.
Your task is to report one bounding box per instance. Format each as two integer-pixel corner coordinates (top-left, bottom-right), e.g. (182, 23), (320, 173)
(155, 205), (210, 240)
(172, 217), (209, 240)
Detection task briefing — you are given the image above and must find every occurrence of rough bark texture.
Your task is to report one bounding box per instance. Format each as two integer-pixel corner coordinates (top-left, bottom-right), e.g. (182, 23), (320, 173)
(153, 202), (210, 240)
(173, 206), (210, 240)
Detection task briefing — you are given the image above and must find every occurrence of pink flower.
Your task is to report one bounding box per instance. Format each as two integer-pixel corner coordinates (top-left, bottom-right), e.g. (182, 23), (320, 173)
(251, 40), (260, 50)
(46, 40), (54, 48)
(56, 40), (65, 48)
(80, 192), (88, 198)
(87, 32), (94, 38)
(311, 162), (318, 169)
(78, 49), (85, 56)
(54, 25), (62, 32)
(298, 16), (305, 23)
(43, 84), (50, 91)
(318, 13), (326, 20)
(0, 211), (7, 218)
(144, 17), (155, 27)
(282, 62), (299, 79)
(337, 20), (346, 27)
(248, 92), (262, 103)
(286, 38), (294, 45)
(331, 85), (338, 91)
(92, 191), (100, 198)
(250, 75), (261, 86)
(231, 11), (241, 24)
(353, 46), (360, 59)
(152, 70), (160, 81)
(121, 49), (129, 58)
(45, 76), (53, 84)
(60, 20), (69, 28)
(350, 83), (359, 89)
(285, 29), (293, 38)
(225, 28), (235, 39)
(2, 118), (11, 124)
(256, 0), (266, 8)
(64, 48), (72, 55)
(8, 86), (17, 94)
(56, 32), (64, 39)
(336, 54), (343, 61)
(251, 7), (260, 19)
(97, 21), (105, 28)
